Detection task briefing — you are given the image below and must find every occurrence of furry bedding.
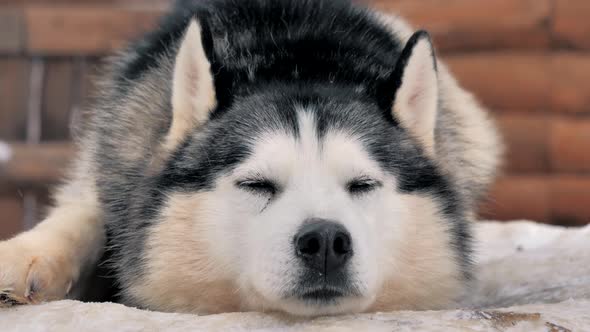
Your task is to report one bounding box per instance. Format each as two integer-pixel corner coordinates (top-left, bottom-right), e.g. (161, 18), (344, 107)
(2, 220), (589, 331)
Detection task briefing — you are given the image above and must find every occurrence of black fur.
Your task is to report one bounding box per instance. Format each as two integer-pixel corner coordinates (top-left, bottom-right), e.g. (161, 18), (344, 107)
(117, 0), (402, 116)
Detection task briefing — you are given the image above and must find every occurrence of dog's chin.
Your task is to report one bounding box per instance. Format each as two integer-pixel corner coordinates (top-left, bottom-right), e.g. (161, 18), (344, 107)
(274, 293), (372, 316)
(246, 273), (375, 316)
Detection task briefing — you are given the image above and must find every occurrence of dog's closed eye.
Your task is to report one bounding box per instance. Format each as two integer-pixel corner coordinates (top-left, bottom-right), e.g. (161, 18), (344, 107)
(236, 178), (279, 196)
(346, 177), (382, 196)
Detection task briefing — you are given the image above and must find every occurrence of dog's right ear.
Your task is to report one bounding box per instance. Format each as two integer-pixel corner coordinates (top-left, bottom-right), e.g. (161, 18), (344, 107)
(166, 19), (216, 151)
(378, 30), (438, 157)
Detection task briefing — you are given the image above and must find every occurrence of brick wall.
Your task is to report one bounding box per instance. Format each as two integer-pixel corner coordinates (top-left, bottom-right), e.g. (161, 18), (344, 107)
(1, 0), (589, 240)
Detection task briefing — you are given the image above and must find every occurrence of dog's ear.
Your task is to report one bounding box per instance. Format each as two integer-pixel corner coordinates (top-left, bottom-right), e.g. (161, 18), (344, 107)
(386, 31), (438, 156)
(166, 19), (216, 151)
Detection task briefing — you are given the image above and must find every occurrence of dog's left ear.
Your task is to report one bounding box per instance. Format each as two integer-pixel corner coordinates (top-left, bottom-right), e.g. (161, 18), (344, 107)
(386, 31), (438, 156)
(166, 19), (216, 151)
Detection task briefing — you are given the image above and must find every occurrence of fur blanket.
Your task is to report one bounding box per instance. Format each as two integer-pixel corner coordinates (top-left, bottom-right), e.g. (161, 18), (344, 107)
(2, 221), (589, 331)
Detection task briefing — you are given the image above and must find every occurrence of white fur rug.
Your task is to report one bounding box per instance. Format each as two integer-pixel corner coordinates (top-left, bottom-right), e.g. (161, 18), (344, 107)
(2, 221), (589, 331)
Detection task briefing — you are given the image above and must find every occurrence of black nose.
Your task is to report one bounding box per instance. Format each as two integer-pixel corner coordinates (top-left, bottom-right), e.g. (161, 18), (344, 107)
(295, 220), (353, 274)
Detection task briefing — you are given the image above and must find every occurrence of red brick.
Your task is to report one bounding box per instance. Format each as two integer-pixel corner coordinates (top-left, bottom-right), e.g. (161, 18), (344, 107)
(552, 54), (590, 113)
(549, 118), (590, 172)
(445, 54), (550, 112)
(0, 58), (29, 141)
(369, 0), (551, 52)
(495, 114), (550, 173)
(553, 0), (590, 50)
(25, 6), (164, 55)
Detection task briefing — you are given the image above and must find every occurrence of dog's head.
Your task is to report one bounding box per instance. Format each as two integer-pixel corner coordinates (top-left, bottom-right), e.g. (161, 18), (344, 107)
(129, 20), (467, 316)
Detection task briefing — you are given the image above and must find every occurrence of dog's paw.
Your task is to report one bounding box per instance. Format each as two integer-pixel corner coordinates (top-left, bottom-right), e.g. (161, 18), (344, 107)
(0, 237), (73, 308)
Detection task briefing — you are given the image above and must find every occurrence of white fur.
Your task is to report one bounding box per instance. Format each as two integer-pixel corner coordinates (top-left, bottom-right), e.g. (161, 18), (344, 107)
(177, 110), (452, 315)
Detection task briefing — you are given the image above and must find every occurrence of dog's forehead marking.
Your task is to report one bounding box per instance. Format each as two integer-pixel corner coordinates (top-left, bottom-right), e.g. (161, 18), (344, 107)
(233, 107), (383, 181)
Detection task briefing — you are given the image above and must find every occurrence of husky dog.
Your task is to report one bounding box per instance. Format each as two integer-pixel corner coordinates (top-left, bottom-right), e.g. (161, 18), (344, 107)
(0, 0), (501, 316)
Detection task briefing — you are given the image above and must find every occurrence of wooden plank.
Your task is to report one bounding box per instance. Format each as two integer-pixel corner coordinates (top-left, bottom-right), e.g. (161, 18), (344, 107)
(0, 142), (74, 186)
(551, 177), (590, 226)
(553, 0), (590, 50)
(480, 176), (551, 224)
(21, 0), (554, 55)
(480, 175), (590, 226)
(70, 57), (105, 137)
(0, 195), (24, 241)
(369, 0), (551, 52)
(495, 114), (550, 173)
(0, 58), (29, 141)
(549, 117), (590, 172)
(0, 8), (25, 54)
(79, 57), (103, 102)
(41, 58), (75, 140)
(551, 54), (590, 113)
(445, 53), (590, 114)
(444, 54), (550, 112)
(25, 6), (164, 55)
(5, 0), (171, 4)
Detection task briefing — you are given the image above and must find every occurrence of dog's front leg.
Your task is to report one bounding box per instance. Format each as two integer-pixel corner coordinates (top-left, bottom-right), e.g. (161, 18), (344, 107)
(0, 171), (103, 307)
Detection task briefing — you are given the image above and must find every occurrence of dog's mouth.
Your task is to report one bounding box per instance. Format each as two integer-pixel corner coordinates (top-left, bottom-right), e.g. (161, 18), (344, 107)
(299, 287), (345, 302)
(273, 281), (368, 315)
(292, 270), (360, 304)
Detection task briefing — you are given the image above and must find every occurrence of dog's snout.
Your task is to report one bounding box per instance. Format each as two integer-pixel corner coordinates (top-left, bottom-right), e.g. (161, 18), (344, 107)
(295, 220), (352, 274)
